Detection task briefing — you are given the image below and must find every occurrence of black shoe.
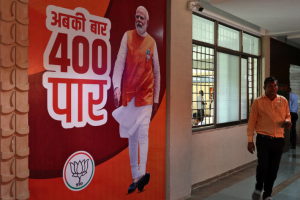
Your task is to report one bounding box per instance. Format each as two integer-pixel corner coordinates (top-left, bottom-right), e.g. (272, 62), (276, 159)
(138, 172), (150, 191)
(128, 181), (140, 193)
(291, 146), (296, 149)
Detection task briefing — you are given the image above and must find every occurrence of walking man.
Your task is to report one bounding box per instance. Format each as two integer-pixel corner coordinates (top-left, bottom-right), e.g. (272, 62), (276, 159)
(247, 76), (292, 200)
(289, 87), (298, 149)
(197, 90), (206, 121)
(112, 6), (161, 193)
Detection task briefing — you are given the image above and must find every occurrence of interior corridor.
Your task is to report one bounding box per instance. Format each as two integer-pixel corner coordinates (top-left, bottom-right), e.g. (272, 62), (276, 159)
(189, 145), (300, 200)
(290, 65), (300, 146)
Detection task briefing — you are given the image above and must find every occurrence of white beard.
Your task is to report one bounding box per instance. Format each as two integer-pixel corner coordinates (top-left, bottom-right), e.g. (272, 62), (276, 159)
(136, 22), (147, 35)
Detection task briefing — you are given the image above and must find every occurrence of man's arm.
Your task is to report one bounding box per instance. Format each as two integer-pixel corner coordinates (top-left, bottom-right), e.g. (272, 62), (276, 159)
(296, 95), (299, 111)
(112, 32), (127, 107)
(151, 43), (161, 120)
(153, 43), (160, 103)
(285, 99), (291, 122)
(247, 99), (258, 154)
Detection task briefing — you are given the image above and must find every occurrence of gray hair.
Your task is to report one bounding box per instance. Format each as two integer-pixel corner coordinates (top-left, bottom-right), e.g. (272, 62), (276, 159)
(136, 6), (149, 21)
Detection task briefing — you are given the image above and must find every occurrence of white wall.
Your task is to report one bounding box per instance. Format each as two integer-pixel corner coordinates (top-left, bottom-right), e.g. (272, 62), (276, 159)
(191, 125), (257, 185)
(262, 36), (270, 91)
(166, 0), (193, 200)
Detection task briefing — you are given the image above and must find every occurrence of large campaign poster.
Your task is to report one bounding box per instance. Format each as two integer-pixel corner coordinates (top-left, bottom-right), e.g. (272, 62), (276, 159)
(28, 0), (166, 199)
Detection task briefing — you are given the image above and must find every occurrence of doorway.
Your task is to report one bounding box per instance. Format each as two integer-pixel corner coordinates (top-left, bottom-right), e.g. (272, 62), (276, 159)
(290, 65), (300, 145)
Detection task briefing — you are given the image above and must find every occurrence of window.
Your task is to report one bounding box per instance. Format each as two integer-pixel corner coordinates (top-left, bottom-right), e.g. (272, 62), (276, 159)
(241, 58), (247, 120)
(243, 33), (259, 56)
(192, 15), (215, 44)
(192, 44), (214, 127)
(248, 57), (259, 116)
(192, 14), (261, 129)
(218, 24), (240, 51)
(217, 52), (239, 124)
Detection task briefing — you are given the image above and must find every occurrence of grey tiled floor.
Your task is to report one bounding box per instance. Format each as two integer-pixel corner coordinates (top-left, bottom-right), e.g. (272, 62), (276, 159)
(272, 179), (300, 200)
(190, 146), (300, 200)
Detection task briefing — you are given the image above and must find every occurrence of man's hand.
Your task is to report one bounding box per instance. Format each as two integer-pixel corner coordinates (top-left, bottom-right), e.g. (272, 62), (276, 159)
(151, 103), (159, 120)
(247, 142), (255, 154)
(114, 87), (121, 107)
(283, 122), (292, 129)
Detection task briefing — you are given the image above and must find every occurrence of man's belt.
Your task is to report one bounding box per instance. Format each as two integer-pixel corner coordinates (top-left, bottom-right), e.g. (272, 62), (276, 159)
(257, 134), (276, 139)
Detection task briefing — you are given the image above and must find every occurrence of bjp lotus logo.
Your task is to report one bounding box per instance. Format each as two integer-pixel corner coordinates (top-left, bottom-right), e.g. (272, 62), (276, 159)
(70, 159), (89, 187)
(63, 151), (95, 191)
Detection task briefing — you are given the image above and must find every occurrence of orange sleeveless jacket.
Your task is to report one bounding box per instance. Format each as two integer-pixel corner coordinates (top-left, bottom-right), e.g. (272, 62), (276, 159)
(122, 30), (155, 107)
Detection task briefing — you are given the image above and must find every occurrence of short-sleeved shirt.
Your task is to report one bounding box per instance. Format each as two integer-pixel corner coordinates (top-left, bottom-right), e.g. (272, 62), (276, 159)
(289, 92), (298, 113)
(197, 95), (204, 109)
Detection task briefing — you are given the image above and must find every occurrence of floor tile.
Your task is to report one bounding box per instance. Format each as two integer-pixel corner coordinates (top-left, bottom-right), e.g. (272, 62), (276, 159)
(189, 147), (300, 200)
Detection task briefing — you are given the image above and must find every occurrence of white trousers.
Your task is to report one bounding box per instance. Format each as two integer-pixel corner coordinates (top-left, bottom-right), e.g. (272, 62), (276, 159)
(112, 97), (152, 179)
(129, 123), (149, 179)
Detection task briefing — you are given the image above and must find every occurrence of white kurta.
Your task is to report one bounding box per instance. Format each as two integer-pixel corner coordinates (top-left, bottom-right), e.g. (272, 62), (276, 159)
(197, 95), (204, 109)
(112, 97), (152, 138)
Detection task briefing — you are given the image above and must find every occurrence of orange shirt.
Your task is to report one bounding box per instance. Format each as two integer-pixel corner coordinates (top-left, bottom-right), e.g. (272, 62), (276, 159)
(247, 94), (291, 142)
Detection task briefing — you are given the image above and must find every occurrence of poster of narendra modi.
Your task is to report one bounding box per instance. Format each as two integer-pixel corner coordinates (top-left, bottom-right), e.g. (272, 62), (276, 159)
(28, 0), (166, 199)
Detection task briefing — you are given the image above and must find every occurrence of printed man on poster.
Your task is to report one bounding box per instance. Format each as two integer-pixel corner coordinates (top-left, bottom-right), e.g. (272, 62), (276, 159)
(112, 6), (161, 193)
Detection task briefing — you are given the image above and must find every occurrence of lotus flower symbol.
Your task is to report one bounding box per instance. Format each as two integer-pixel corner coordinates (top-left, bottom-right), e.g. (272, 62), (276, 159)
(70, 159), (89, 187)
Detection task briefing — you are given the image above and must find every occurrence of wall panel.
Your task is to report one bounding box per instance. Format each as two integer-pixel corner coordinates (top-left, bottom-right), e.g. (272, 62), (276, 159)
(0, 0), (29, 199)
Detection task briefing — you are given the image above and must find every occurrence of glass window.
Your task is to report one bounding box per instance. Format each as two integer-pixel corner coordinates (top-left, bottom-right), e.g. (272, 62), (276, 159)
(217, 52), (239, 124)
(253, 58), (258, 99)
(248, 58), (253, 117)
(192, 15), (215, 44)
(241, 58), (247, 120)
(192, 14), (261, 129)
(243, 33), (259, 56)
(218, 24), (240, 51)
(192, 44), (214, 127)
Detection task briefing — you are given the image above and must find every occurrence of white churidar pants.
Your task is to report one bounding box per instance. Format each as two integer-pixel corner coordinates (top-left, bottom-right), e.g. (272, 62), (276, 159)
(112, 97), (152, 179)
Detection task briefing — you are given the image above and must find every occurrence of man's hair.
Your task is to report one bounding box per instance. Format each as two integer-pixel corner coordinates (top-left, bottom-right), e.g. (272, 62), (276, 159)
(136, 6), (149, 21)
(264, 76), (278, 87)
(193, 113), (203, 121)
(193, 113), (199, 121)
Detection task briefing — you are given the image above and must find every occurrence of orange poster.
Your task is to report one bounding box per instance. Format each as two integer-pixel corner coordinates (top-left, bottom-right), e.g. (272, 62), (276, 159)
(28, 0), (166, 199)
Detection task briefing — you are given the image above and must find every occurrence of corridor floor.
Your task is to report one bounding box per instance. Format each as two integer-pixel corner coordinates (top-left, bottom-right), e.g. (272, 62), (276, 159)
(190, 145), (300, 200)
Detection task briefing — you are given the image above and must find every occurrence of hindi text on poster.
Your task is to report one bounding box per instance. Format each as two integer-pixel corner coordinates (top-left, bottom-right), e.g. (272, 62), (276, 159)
(43, 6), (111, 129)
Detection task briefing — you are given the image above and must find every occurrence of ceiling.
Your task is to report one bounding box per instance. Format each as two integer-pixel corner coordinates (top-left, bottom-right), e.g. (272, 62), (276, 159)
(207, 0), (300, 46)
